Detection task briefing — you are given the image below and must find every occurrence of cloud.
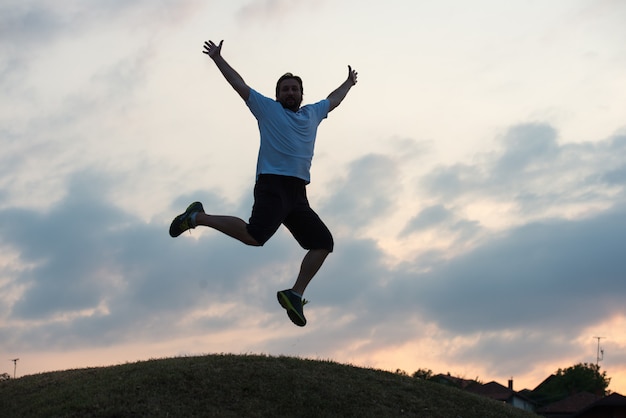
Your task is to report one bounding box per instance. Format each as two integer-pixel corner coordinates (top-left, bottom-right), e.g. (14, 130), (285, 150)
(2, 0), (626, 391)
(0, 2), (193, 211)
(0, 0), (201, 42)
(388, 124), (626, 340)
(271, 123), (626, 371)
(3, 118), (625, 365)
(0, 3), (65, 44)
(0, 45), (155, 209)
(400, 204), (482, 243)
(0, 169), (296, 350)
(413, 206), (626, 332)
(422, 124), (626, 221)
(321, 153), (401, 232)
(236, 0), (325, 24)
(0, 0), (201, 107)
(492, 123), (559, 177)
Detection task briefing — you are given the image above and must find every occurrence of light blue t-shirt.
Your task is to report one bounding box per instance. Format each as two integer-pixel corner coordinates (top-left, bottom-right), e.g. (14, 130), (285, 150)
(246, 88), (330, 184)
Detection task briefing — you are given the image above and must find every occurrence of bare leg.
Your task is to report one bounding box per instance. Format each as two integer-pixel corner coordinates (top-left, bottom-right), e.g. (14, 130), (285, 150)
(195, 213), (261, 246)
(292, 249), (330, 295)
(195, 213), (328, 295)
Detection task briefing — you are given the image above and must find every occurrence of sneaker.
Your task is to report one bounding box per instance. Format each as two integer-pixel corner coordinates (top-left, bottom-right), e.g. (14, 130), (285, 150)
(169, 201), (204, 237)
(277, 289), (308, 327)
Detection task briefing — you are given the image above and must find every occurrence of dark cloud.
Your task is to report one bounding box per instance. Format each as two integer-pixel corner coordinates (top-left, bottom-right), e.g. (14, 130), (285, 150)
(422, 125), (626, 218)
(0, 4), (66, 44)
(0, 170), (300, 350)
(402, 123), (626, 338)
(266, 124), (626, 368)
(265, 203), (626, 373)
(2, 119), (626, 386)
(451, 331), (582, 380)
(321, 153), (400, 230)
(412, 206), (626, 335)
(402, 204), (453, 233)
(422, 163), (484, 201)
(493, 123), (559, 177)
(400, 204), (482, 241)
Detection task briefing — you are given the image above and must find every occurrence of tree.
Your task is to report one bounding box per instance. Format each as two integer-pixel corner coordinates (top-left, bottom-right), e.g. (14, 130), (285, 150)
(412, 368), (433, 380)
(532, 362), (611, 406)
(394, 369), (408, 377)
(558, 363), (610, 395)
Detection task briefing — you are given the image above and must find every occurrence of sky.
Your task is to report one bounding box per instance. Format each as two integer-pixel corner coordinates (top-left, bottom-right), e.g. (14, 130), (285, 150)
(1, 0), (626, 395)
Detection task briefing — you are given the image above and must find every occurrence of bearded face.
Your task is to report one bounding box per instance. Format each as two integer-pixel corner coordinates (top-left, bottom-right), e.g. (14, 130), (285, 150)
(276, 78), (303, 111)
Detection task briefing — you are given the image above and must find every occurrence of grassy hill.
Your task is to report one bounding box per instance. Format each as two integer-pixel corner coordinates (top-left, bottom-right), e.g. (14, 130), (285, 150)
(0, 354), (538, 417)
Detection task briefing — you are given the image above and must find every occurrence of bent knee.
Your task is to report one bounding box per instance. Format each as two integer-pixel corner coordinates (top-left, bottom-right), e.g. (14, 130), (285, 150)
(241, 234), (262, 247)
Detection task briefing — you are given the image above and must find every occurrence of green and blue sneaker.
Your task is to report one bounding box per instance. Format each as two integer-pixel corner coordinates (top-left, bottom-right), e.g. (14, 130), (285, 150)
(169, 201), (204, 237)
(277, 289), (308, 327)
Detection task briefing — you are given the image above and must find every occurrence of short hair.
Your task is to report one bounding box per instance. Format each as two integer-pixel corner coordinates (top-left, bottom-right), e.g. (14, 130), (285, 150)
(275, 72), (303, 98)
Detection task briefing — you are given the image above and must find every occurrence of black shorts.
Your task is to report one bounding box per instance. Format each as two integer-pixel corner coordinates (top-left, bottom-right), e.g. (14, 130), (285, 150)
(246, 174), (334, 251)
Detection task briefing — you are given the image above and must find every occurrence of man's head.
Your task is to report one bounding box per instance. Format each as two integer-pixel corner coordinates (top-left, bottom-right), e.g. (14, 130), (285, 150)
(275, 72), (303, 111)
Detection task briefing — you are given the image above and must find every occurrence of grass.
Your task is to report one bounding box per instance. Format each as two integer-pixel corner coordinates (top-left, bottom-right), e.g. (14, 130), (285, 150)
(0, 354), (538, 417)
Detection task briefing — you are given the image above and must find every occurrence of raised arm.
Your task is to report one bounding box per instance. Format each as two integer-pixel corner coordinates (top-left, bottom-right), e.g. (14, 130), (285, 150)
(327, 65), (358, 112)
(203, 40), (251, 102)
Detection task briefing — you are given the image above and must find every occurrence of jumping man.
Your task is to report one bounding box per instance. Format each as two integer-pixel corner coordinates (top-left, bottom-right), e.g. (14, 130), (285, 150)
(169, 40), (358, 326)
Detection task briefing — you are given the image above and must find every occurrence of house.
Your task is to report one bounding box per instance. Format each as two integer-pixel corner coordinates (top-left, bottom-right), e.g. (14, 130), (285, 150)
(536, 392), (602, 418)
(465, 380), (536, 412)
(574, 392), (626, 418)
(429, 372), (625, 416)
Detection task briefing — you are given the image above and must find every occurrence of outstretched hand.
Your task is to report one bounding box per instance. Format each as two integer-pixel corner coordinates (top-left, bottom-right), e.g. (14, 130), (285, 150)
(347, 65), (358, 86)
(203, 40), (223, 59)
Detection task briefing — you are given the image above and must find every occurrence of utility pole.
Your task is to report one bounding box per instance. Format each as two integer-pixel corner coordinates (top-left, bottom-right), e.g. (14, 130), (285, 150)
(593, 337), (605, 367)
(10, 358), (19, 379)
